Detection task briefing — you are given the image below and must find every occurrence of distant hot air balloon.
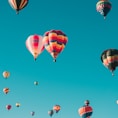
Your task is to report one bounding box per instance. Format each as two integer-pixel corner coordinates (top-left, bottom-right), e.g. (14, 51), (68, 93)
(3, 71), (10, 78)
(101, 49), (118, 76)
(48, 109), (54, 117)
(3, 88), (10, 94)
(31, 111), (35, 116)
(53, 105), (61, 113)
(26, 34), (44, 60)
(8, 0), (29, 14)
(16, 102), (20, 107)
(43, 30), (68, 62)
(78, 100), (93, 118)
(96, 0), (112, 19)
(6, 105), (12, 110)
(34, 81), (39, 85)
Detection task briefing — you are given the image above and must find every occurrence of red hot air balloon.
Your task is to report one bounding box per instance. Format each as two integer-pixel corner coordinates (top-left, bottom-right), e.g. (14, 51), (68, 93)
(8, 0), (29, 14)
(78, 100), (93, 118)
(26, 34), (44, 61)
(43, 30), (68, 62)
(6, 105), (12, 110)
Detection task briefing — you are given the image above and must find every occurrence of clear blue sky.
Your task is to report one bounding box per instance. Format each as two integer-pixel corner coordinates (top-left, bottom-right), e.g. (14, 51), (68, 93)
(0, 0), (118, 118)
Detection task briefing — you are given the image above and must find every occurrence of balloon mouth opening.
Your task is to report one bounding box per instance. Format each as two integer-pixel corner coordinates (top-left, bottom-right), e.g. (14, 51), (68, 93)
(53, 59), (56, 62)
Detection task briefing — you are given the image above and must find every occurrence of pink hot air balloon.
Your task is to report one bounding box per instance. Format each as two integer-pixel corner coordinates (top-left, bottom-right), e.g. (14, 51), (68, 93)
(26, 34), (44, 60)
(6, 105), (12, 110)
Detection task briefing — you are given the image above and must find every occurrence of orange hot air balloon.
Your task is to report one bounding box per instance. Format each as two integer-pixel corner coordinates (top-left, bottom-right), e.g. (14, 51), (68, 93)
(6, 105), (12, 110)
(8, 0), (29, 14)
(3, 71), (10, 78)
(53, 105), (61, 113)
(26, 34), (44, 60)
(3, 88), (10, 94)
(43, 30), (68, 62)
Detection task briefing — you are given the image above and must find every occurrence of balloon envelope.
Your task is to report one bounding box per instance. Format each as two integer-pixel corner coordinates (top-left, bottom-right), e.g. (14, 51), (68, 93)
(3, 88), (10, 94)
(34, 81), (39, 85)
(3, 71), (10, 78)
(6, 105), (12, 110)
(48, 110), (54, 117)
(78, 105), (93, 118)
(26, 34), (44, 60)
(53, 105), (61, 113)
(96, 0), (112, 19)
(8, 0), (29, 14)
(16, 102), (20, 107)
(43, 30), (68, 62)
(31, 111), (35, 116)
(101, 48), (118, 75)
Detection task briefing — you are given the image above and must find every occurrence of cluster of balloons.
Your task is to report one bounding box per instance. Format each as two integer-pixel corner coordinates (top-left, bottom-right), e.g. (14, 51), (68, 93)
(5, 102), (21, 110)
(96, 0), (112, 19)
(48, 105), (61, 117)
(78, 100), (93, 118)
(3, 71), (10, 94)
(2, 71), (21, 110)
(7, 0), (112, 19)
(26, 30), (68, 62)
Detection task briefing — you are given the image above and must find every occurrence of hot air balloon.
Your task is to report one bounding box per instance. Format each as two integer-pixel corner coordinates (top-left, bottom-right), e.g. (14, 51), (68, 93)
(96, 0), (112, 19)
(101, 49), (118, 76)
(53, 105), (61, 113)
(3, 71), (10, 78)
(3, 88), (10, 94)
(78, 100), (93, 118)
(43, 30), (68, 62)
(8, 0), (29, 14)
(34, 81), (39, 85)
(16, 102), (21, 107)
(48, 109), (54, 117)
(31, 111), (35, 116)
(26, 34), (44, 61)
(6, 105), (12, 110)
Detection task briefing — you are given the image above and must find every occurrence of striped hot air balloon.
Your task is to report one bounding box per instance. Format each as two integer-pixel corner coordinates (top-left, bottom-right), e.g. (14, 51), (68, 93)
(3, 88), (10, 94)
(26, 34), (44, 61)
(101, 49), (118, 76)
(96, 0), (112, 19)
(78, 100), (93, 118)
(8, 0), (29, 14)
(43, 30), (68, 62)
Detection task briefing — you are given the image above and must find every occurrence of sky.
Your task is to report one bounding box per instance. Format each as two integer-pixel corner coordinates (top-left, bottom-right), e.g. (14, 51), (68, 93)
(0, 0), (118, 118)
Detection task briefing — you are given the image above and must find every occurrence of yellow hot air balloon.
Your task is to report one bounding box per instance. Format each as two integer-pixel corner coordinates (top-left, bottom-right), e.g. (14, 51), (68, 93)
(3, 71), (10, 78)
(16, 102), (21, 107)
